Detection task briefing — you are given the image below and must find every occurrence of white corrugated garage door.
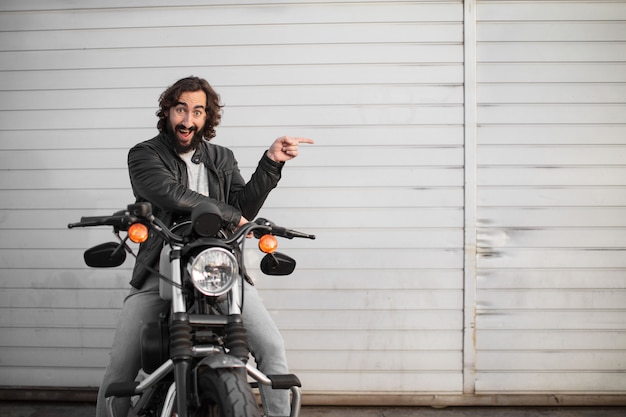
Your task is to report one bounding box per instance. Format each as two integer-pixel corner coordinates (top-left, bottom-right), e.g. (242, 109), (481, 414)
(474, 0), (626, 395)
(0, 0), (466, 400)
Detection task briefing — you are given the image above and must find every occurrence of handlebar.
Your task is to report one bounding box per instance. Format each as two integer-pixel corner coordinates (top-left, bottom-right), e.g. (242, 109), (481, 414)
(221, 219), (315, 245)
(68, 206), (315, 244)
(68, 209), (183, 244)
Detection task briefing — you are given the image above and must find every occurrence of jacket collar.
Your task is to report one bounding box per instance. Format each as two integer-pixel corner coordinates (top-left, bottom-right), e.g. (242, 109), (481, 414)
(156, 132), (217, 173)
(191, 138), (218, 174)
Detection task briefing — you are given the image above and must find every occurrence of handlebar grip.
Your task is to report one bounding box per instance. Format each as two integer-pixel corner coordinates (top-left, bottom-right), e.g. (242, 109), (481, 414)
(254, 218), (316, 240)
(67, 215), (131, 229)
(68, 217), (106, 228)
(80, 216), (109, 223)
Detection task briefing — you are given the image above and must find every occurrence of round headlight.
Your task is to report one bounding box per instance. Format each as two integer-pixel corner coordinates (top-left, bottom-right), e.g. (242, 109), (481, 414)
(189, 248), (238, 297)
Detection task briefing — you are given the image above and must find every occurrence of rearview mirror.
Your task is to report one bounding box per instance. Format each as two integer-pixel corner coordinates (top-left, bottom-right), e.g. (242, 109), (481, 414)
(84, 242), (127, 268)
(260, 252), (296, 276)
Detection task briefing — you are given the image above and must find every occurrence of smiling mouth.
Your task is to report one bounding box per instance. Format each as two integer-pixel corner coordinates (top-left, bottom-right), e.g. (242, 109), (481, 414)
(176, 125), (196, 139)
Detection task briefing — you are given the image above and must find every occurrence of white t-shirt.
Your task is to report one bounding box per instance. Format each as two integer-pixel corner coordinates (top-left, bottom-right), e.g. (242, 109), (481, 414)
(179, 150), (209, 196)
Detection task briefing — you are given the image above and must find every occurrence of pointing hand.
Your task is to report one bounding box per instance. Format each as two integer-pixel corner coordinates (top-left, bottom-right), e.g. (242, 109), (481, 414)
(266, 136), (315, 163)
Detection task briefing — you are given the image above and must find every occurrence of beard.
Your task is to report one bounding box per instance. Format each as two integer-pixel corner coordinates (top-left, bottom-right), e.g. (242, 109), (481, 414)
(166, 123), (204, 154)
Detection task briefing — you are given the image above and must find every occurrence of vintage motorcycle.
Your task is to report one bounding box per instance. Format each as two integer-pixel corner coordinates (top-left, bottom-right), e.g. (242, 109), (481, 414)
(68, 201), (315, 417)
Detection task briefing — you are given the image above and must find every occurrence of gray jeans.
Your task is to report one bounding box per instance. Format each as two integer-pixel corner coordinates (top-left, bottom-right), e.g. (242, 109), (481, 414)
(96, 278), (290, 417)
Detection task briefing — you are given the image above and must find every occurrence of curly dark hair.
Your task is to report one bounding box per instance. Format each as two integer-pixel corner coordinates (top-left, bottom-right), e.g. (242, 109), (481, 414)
(156, 76), (223, 140)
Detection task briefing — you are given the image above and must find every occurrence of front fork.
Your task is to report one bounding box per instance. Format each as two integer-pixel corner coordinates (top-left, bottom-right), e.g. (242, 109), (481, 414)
(169, 246), (193, 417)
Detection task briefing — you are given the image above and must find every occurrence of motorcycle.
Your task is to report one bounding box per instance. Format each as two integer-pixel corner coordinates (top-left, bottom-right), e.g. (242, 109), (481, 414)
(68, 201), (315, 417)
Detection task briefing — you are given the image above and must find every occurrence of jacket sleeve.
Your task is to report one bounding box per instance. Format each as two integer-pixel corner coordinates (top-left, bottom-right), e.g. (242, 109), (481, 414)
(128, 141), (243, 226)
(228, 151), (284, 221)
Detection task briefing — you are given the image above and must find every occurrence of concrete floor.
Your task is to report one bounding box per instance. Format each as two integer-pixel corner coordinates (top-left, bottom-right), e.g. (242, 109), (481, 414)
(301, 406), (626, 417)
(1, 402), (626, 417)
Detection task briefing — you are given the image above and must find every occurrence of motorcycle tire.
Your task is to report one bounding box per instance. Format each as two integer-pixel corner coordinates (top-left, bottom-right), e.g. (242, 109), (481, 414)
(196, 368), (261, 417)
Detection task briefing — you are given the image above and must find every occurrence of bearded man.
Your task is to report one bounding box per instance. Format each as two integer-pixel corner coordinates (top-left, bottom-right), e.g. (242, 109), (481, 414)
(95, 76), (313, 417)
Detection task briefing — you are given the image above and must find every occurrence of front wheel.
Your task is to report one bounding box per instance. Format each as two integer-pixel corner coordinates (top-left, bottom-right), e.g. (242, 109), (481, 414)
(195, 368), (261, 417)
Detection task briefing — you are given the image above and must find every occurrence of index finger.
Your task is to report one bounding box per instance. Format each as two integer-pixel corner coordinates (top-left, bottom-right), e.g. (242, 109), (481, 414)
(294, 137), (315, 145)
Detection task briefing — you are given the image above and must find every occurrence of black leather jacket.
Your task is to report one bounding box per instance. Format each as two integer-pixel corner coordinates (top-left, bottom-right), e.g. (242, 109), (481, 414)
(127, 132), (284, 288)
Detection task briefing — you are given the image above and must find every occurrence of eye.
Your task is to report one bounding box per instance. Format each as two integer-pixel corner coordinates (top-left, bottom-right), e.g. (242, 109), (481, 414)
(175, 107), (186, 115)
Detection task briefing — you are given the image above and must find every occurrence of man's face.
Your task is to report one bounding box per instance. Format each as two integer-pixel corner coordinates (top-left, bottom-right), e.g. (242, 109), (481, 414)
(166, 90), (207, 152)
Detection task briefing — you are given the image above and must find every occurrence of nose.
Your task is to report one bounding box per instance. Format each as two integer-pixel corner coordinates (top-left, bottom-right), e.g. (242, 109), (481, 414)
(183, 112), (193, 127)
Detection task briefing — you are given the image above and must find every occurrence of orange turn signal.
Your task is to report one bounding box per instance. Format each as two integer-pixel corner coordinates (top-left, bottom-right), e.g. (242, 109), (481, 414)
(128, 223), (149, 243)
(258, 234), (278, 254)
